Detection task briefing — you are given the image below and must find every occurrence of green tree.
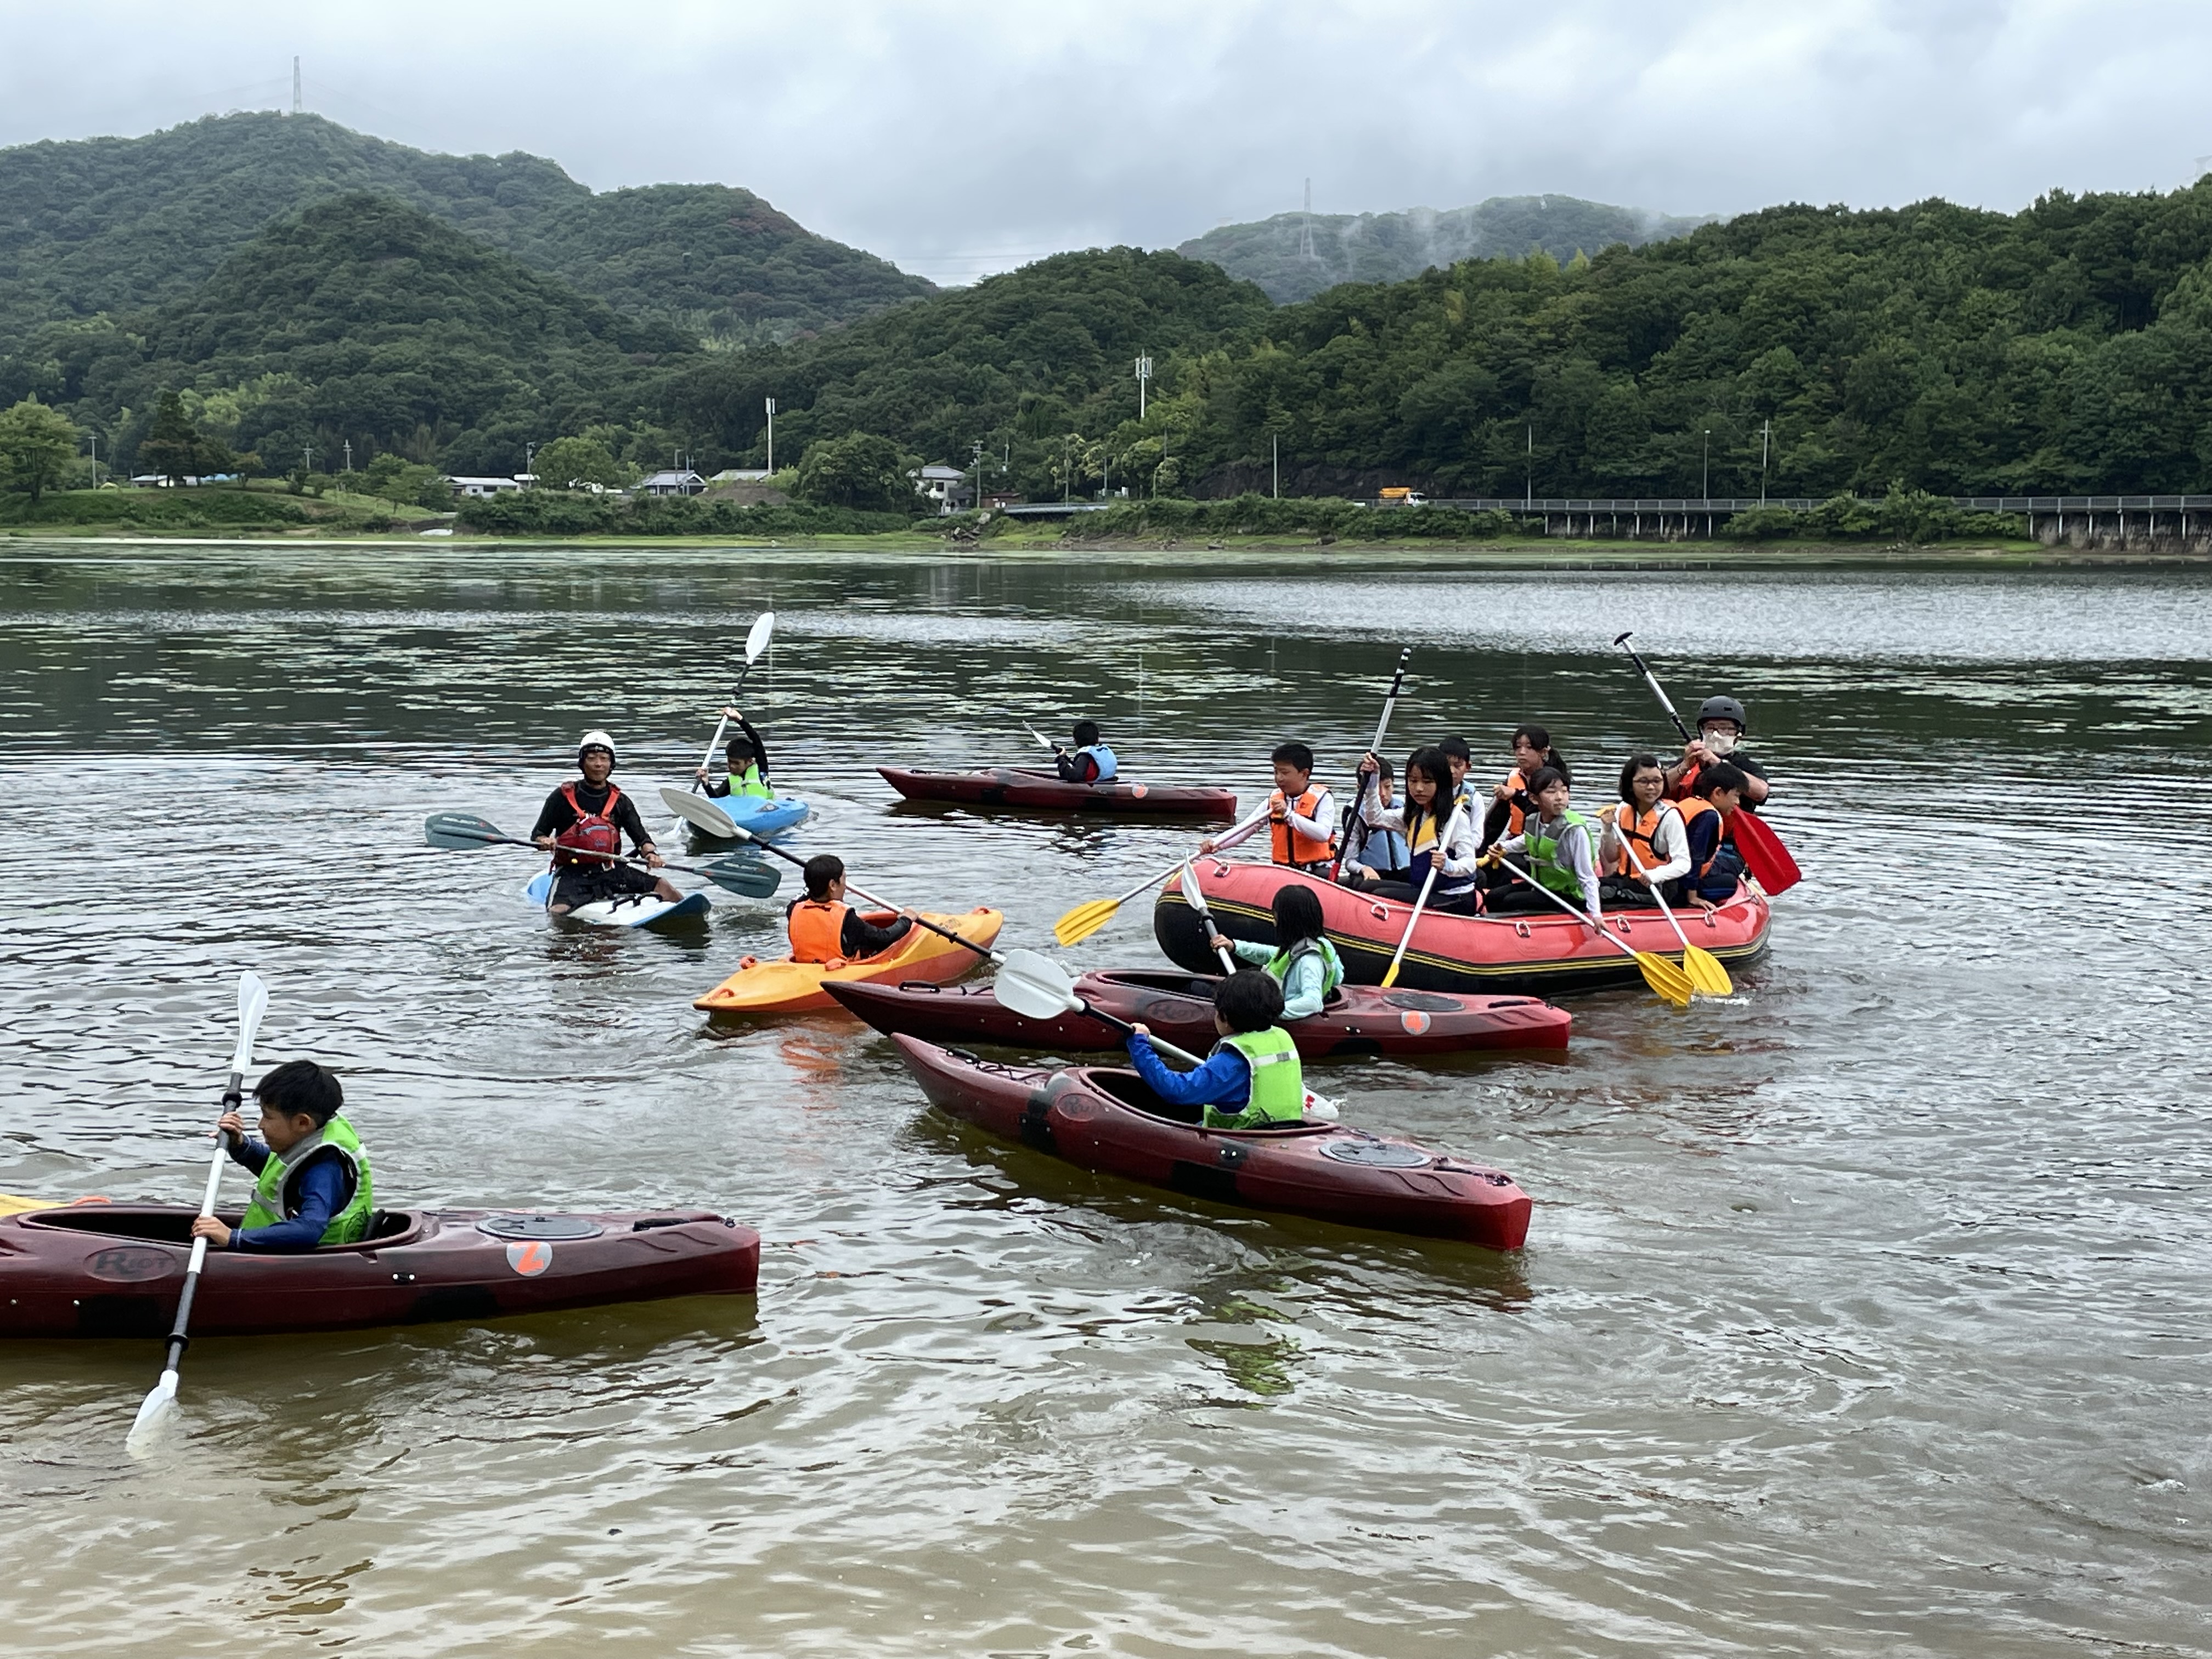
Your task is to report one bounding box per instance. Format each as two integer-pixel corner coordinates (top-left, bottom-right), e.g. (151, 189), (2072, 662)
(793, 432), (914, 511)
(138, 391), (201, 483)
(0, 397), (80, 504)
(532, 435), (625, 490)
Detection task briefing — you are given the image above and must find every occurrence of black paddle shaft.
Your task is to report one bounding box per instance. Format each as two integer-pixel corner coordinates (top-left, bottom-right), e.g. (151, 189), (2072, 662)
(1343, 646), (1412, 866)
(156, 1069), (245, 1373)
(1613, 631), (1695, 744)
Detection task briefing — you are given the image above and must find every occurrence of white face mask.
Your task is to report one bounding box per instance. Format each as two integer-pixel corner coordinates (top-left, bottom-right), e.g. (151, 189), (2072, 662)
(1701, 727), (1739, 758)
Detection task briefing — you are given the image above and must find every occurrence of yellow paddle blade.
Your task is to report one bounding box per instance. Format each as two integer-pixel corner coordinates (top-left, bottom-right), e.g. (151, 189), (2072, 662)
(0, 1192), (56, 1217)
(1636, 950), (1695, 1007)
(1380, 960), (1404, 989)
(1053, 896), (1122, 947)
(1682, 945), (1734, 997)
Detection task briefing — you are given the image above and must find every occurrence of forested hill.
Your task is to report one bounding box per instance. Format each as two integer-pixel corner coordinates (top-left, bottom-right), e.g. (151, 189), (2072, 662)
(0, 112), (932, 346)
(1179, 195), (1713, 302)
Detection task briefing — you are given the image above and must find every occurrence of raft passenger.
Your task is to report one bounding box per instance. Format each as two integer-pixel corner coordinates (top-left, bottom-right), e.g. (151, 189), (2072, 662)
(1486, 765), (1602, 922)
(1481, 724), (1570, 857)
(788, 854), (913, 963)
(1052, 720), (1118, 785)
(1438, 735), (1482, 827)
(1677, 761), (1751, 910)
(1203, 883), (1345, 1019)
(1596, 753), (1690, 907)
(532, 730), (680, 914)
(1124, 970), (1305, 1130)
(1198, 742), (1336, 873)
(1666, 696), (1770, 809)
(189, 1060), (373, 1254)
(1351, 744), (1482, 912)
(1338, 755), (1409, 882)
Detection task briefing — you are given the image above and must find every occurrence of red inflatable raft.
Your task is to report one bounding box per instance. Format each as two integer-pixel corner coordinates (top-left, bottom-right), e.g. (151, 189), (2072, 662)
(878, 765), (1238, 818)
(1155, 861), (1771, 996)
(893, 1035), (1532, 1247)
(0, 1203), (759, 1338)
(828, 970), (1570, 1057)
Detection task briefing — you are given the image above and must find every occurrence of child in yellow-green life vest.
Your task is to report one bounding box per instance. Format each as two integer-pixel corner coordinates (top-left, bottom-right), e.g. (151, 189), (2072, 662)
(1124, 970), (1306, 1130)
(696, 710), (772, 801)
(1205, 883), (1344, 1019)
(189, 1060), (374, 1253)
(1483, 765), (1604, 923)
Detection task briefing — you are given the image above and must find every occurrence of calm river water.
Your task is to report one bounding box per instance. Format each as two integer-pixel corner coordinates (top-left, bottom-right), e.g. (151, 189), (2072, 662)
(1, 544), (2207, 1657)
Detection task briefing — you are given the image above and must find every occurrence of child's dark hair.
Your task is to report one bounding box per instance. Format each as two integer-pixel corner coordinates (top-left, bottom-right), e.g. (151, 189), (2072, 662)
(1512, 724), (1570, 784)
(803, 853), (844, 899)
(1439, 736), (1471, 766)
(256, 1060), (343, 1127)
(1271, 741), (1314, 775)
(1403, 744), (1457, 845)
(1697, 761), (1750, 799)
(1524, 765), (1568, 798)
(1618, 753), (1662, 804)
(1271, 883), (1325, 948)
(1215, 969), (1284, 1034)
(1073, 719), (1100, 747)
(725, 734), (757, 763)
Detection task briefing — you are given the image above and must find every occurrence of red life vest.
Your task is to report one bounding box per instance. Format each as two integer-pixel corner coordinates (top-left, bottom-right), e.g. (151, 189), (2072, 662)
(788, 899), (849, 964)
(552, 782), (626, 869)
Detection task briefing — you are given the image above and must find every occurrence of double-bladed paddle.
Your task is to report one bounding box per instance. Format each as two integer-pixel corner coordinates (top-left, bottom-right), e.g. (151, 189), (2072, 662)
(424, 813), (782, 899)
(127, 970), (267, 1453)
(1053, 803), (1272, 947)
(660, 788), (994, 960)
(673, 610), (777, 834)
(1176, 860), (1238, 972)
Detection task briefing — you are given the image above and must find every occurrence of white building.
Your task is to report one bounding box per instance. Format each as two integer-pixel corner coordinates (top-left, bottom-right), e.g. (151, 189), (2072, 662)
(912, 463), (972, 515)
(640, 470), (707, 498)
(447, 475), (524, 499)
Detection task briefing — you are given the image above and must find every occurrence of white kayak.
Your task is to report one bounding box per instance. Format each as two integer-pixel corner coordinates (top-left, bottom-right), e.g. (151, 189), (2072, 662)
(522, 871), (712, 929)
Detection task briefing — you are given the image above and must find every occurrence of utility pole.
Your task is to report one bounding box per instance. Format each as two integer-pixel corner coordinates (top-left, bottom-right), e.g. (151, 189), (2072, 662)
(292, 57), (301, 116)
(1524, 422), (1533, 511)
(1135, 355), (1152, 420)
(301, 443), (316, 477)
(1302, 178), (1314, 259)
(764, 397), (776, 473)
(1063, 437), (1072, 503)
(1759, 419), (1771, 505)
(1272, 432), (1279, 499)
(342, 439), (352, 473)
(970, 439), (985, 512)
(87, 433), (98, 488)
(1701, 428), (1711, 501)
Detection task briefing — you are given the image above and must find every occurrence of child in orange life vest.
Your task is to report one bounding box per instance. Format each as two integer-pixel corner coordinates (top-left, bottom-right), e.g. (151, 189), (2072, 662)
(530, 730), (679, 915)
(1198, 742), (1336, 871)
(1595, 753), (1690, 907)
(1677, 761), (1751, 909)
(787, 854), (915, 963)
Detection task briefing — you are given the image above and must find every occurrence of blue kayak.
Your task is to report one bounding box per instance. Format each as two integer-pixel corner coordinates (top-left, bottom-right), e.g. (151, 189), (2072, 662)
(679, 792), (809, 841)
(522, 871), (712, 929)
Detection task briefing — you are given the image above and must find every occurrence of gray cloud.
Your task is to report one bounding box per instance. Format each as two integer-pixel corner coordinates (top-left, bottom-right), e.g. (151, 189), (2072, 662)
(3, 0), (2204, 285)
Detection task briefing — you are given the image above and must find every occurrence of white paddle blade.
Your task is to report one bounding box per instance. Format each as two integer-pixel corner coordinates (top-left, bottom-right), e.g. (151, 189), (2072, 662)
(232, 972), (268, 1075)
(994, 948), (1081, 1021)
(744, 611), (775, 664)
(659, 786), (747, 840)
(126, 1369), (179, 1452)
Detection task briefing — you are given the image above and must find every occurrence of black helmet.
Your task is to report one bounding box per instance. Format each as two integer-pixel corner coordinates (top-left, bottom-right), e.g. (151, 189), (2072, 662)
(1696, 696), (1747, 732)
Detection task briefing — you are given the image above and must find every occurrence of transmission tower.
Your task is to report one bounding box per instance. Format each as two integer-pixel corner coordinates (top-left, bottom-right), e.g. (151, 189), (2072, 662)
(1301, 178), (1314, 260)
(292, 57), (302, 116)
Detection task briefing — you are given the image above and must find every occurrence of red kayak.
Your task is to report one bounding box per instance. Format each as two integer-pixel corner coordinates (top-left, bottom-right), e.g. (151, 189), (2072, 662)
(828, 970), (1571, 1057)
(878, 765), (1238, 817)
(893, 1035), (1532, 1247)
(1155, 861), (1771, 996)
(0, 1203), (759, 1338)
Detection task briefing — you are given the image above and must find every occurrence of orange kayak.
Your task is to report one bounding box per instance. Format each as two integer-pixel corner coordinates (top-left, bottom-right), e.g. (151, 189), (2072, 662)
(693, 908), (1005, 1014)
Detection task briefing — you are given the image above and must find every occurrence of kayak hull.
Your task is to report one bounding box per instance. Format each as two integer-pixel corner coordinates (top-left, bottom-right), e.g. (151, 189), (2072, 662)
(679, 793), (810, 843)
(878, 766), (1237, 818)
(0, 1205), (758, 1338)
(523, 871), (712, 929)
(892, 1036), (1531, 1247)
(827, 970), (1571, 1057)
(1155, 862), (1772, 996)
(694, 907), (1006, 1014)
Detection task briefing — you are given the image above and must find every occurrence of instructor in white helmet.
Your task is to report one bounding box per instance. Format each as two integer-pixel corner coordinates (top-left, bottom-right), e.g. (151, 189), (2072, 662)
(529, 731), (680, 916)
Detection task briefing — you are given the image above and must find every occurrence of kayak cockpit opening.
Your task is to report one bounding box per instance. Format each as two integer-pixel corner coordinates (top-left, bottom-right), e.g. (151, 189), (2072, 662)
(1084, 1069), (1318, 1133)
(24, 1205), (424, 1249)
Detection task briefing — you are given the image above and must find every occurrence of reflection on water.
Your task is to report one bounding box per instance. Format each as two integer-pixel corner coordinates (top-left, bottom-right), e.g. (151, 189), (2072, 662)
(1, 544), (2207, 1655)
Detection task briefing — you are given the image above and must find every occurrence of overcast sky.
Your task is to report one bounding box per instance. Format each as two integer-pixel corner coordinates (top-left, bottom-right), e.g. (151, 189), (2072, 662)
(5, 1), (2207, 285)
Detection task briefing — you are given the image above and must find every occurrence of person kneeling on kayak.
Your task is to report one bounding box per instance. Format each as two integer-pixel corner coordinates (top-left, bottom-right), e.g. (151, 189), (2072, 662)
(1678, 761), (1751, 911)
(698, 710), (772, 802)
(1124, 970), (1305, 1130)
(533, 731), (680, 915)
(788, 855), (913, 963)
(1052, 720), (1118, 785)
(1205, 883), (1344, 1019)
(189, 1060), (373, 1254)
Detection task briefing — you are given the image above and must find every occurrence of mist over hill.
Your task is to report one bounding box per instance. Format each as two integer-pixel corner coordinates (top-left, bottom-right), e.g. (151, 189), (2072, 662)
(1178, 195), (1714, 302)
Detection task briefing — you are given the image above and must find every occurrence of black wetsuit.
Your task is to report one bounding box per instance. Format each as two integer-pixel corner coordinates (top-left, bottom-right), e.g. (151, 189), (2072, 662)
(531, 780), (659, 906)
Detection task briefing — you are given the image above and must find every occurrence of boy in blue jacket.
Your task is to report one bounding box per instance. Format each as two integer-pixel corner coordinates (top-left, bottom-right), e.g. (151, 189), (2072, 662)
(1124, 970), (1305, 1130)
(189, 1060), (374, 1253)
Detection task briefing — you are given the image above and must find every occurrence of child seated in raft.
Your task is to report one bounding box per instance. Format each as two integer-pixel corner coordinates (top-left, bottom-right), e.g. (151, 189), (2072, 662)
(1203, 884), (1345, 1020)
(189, 1060), (374, 1254)
(1481, 724), (1571, 859)
(697, 710), (772, 802)
(787, 855), (913, 963)
(1338, 754), (1409, 883)
(1483, 766), (1604, 923)
(1347, 745), (1482, 913)
(1596, 753), (1690, 908)
(1052, 719), (1118, 784)
(1438, 736), (1482, 829)
(1124, 970), (1306, 1130)
(1677, 761), (1751, 911)
(1199, 742), (1336, 872)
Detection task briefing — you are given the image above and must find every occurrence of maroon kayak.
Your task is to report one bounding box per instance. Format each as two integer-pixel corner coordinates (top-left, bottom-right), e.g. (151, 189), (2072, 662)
(893, 1035), (1532, 1247)
(878, 765), (1238, 817)
(0, 1203), (759, 1338)
(829, 970), (1571, 1057)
